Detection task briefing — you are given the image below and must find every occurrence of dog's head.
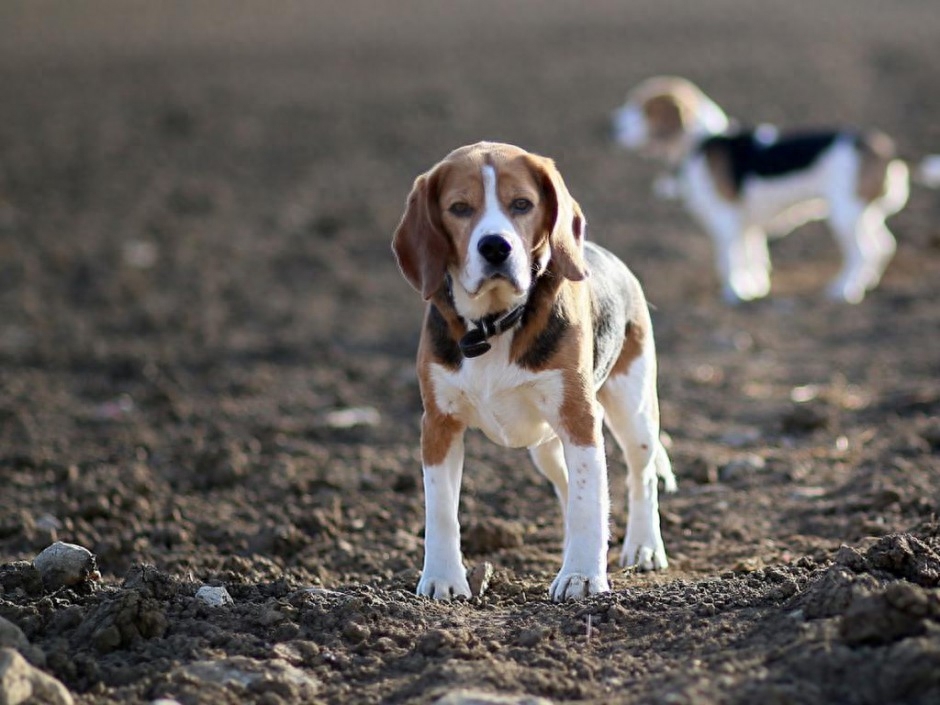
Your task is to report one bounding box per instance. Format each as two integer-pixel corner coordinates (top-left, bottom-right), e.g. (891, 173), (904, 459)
(392, 142), (587, 319)
(612, 76), (729, 163)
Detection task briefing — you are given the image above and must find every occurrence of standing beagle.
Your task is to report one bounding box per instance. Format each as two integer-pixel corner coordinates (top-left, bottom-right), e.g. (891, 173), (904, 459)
(613, 76), (911, 304)
(392, 142), (675, 601)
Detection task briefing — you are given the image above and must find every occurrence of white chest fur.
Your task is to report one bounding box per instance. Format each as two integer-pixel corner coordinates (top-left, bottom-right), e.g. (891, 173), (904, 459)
(429, 335), (563, 449)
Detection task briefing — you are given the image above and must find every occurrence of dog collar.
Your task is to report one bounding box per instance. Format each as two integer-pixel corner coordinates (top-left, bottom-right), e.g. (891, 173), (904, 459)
(459, 305), (526, 358)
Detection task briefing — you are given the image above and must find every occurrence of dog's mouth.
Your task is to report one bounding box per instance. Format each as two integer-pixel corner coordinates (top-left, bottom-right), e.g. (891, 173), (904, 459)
(467, 271), (527, 299)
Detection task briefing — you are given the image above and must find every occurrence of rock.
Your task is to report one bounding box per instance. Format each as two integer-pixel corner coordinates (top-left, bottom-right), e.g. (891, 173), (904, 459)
(322, 406), (381, 429)
(433, 690), (553, 705)
(195, 585), (234, 607)
(467, 562), (494, 597)
(162, 657), (319, 702)
(32, 542), (100, 591)
(0, 647), (73, 705)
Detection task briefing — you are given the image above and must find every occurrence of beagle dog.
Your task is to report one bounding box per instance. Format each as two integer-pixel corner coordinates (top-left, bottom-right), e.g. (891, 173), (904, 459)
(392, 142), (675, 602)
(613, 76), (910, 304)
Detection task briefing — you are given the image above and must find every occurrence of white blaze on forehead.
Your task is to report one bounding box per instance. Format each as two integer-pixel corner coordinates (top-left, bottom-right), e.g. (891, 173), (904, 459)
(454, 164), (531, 319)
(476, 165), (514, 236)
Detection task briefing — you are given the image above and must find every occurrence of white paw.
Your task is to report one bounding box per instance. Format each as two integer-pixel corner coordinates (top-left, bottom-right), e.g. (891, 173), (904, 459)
(549, 571), (610, 602)
(417, 571), (471, 600)
(725, 274), (769, 303)
(620, 537), (668, 571)
(825, 279), (866, 304)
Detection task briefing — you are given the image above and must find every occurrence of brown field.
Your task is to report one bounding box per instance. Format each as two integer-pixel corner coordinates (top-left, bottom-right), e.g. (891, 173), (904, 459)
(1, 2), (939, 703)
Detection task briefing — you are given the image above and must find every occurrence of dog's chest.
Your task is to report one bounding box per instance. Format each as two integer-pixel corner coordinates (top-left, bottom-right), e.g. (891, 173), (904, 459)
(429, 338), (562, 449)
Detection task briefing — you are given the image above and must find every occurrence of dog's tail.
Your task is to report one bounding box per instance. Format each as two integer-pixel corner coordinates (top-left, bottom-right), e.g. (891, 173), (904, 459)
(916, 155), (940, 188)
(655, 441), (677, 493)
(877, 158), (910, 216)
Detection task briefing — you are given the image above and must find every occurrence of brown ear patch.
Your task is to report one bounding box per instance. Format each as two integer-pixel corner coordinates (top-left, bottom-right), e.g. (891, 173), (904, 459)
(391, 169), (452, 300)
(525, 154), (589, 283)
(644, 94), (686, 141)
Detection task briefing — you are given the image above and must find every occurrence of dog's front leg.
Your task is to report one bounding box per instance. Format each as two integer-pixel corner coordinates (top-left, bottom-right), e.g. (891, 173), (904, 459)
(417, 413), (471, 600)
(549, 400), (612, 601)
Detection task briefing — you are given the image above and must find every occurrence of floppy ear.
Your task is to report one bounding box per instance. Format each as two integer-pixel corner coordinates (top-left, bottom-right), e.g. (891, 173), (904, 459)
(644, 93), (689, 141)
(527, 155), (589, 282)
(391, 169), (451, 300)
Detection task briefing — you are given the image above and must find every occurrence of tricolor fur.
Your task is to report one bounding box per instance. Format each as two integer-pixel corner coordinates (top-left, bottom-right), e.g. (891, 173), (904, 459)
(392, 142), (675, 602)
(613, 76), (912, 304)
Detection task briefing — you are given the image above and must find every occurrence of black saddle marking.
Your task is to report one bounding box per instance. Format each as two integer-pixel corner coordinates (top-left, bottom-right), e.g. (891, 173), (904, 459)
(699, 128), (842, 194)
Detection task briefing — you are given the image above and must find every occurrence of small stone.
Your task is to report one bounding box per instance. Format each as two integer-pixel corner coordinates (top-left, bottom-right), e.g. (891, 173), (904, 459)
(0, 647), (73, 705)
(433, 690), (553, 705)
(195, 586), (234, 607)
(467, 562), (494, 597)
(322, 406), (381, 429)
(32, 542), (100, 591)
(165, 657), (318, 701)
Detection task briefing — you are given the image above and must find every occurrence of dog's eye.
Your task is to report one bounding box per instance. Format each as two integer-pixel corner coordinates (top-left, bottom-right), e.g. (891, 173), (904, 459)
(448, 202), (473, 217)
(510, 198), (533, 215)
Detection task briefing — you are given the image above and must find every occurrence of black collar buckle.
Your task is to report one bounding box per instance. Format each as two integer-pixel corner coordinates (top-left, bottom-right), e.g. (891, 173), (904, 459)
(458, 305), (525, 359)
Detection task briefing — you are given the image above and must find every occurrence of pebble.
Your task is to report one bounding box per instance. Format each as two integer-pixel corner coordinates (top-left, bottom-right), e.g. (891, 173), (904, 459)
(195, 586), (234, 607)
(322, 406), (381, 429)
(167, 657), (318, 699)
(433, 690), (553, 705)
(467, 562), (494, 597)
(0, 647), (73, 705)
(32, 542), (100, 590)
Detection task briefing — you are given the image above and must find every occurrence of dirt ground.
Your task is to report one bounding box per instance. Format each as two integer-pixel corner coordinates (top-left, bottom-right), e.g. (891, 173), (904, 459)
(1, 2), (940, 703)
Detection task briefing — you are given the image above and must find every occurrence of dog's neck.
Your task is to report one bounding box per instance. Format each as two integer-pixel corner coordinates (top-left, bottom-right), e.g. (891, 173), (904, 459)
(669, 98), (732, 165)
(437, 265), (548, 359)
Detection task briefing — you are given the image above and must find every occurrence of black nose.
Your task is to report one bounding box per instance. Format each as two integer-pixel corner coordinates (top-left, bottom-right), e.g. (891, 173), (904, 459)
(478, 235), (511, 265)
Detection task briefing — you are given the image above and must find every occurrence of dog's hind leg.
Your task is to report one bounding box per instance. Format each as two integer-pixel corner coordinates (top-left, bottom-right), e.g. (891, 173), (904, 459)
(826, 199), (894, 303)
